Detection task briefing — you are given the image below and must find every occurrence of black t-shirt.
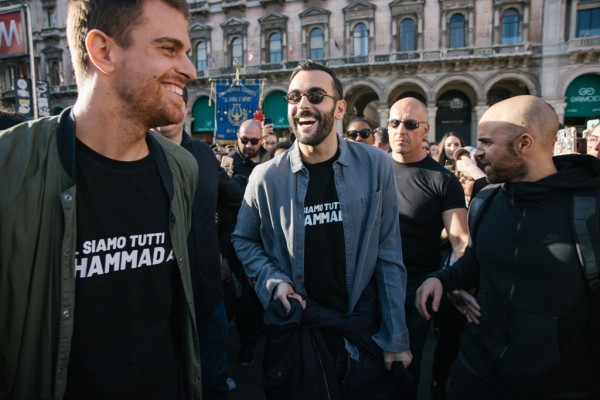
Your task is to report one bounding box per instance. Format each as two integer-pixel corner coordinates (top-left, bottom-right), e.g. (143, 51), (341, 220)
(391, 155), (466, 281)
(65, 139), (184, 400)
(304, 154), (347, 353)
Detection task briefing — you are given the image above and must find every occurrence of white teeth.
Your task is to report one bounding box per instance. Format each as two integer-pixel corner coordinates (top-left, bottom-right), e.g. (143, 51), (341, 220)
(166, 85), (183, 96)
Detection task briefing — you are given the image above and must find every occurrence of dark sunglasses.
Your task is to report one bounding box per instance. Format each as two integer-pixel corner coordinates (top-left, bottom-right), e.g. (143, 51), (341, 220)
(240, 136), (260, 145)
(346, 128), (372, 139)
(284, 89), (340, 105)
(388, 119), (427, 130)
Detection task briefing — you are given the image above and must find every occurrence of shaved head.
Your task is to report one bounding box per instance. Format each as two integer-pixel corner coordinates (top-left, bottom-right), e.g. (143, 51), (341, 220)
(481, 95), (559, 149)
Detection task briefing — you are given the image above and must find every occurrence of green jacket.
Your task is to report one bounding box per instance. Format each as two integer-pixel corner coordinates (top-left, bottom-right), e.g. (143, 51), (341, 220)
(0, 110), (202, 399)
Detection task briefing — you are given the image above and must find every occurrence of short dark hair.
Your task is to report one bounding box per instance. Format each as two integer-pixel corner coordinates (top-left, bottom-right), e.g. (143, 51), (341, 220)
(289, 60), (343, 99)
(0, 107), (27, 130)
(67, 0), (190, 84)
(373, 127), (389, 145)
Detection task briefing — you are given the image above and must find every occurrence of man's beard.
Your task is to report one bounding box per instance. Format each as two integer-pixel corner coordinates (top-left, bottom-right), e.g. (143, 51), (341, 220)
(289, 107), (336, 147)
(242, 146), (259, 159)
(484, 145), (528, 184)
(115, 63), (186, 129)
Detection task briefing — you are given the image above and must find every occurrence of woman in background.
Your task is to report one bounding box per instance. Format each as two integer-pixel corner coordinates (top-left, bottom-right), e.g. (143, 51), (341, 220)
(437, 132), (465, 172)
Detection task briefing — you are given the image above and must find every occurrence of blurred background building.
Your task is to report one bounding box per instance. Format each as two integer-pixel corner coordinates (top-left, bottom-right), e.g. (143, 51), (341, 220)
(0, 0), (598, 144)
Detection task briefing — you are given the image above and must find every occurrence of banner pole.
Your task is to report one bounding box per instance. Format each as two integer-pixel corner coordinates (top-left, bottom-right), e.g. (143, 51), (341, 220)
(25, 3), (38, 119)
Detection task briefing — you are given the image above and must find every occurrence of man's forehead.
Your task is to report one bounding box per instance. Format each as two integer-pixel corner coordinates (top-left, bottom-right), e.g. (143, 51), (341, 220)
(289, 70), (334, 91)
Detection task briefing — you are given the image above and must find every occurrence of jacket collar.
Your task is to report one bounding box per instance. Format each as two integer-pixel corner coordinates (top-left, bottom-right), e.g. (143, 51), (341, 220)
(289, 134), (349, 173)
(56, 107), (174, 201)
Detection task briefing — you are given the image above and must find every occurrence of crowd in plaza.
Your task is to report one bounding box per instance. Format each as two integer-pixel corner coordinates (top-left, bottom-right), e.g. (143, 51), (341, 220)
(1, 1), (600, 400)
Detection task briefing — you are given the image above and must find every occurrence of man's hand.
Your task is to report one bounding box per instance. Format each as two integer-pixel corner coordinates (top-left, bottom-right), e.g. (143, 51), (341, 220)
(448, 289), (481, 324)
(455, 156), (486, 180)
(273, 282), (306, 312)
(383, 350), (412, 370)
(415, 277), (443, 320)
(262, 123), (274, 136)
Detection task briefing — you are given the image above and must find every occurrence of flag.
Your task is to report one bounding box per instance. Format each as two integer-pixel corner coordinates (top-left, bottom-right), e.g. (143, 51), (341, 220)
(247, 49), (254, 61)
(210, 53), (215, 65)
(289, 45), (294, 56)
(334, 39), (340, 51)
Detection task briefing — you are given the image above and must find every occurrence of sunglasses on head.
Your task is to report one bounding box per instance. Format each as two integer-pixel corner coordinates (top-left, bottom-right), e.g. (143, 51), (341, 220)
(388, 119), (427, 130)
(346, 128), (373, 139)
(240, 136), (260, 145)
(284, 89), (340, 105)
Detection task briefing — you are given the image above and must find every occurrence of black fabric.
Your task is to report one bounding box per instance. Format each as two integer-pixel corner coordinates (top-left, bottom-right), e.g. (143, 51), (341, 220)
(65, 139), (183, 400)
(391, 155), (466, 281)
(262, 285), (407, 400)
(181, 132), (242, 313)
(228, 146), (266, 188)
(304, 154), (347, 354)
(304, 155), (347, 315)
(434, 154), (600, 397)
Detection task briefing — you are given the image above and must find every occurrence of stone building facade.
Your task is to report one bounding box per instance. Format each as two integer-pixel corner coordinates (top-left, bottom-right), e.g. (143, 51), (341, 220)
(1, 0), (598, 145)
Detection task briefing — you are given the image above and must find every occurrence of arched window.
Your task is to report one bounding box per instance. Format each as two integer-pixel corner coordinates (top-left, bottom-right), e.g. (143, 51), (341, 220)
(268, 32), (282, 63)
(309, 28), (324, 60)
(501, 8), (520, 45)
(449, 14), (466, 48)
(196, 41), (208, 71)
(353, 23), (369, 56)
(400, 18), (416, 51)
(231, 37), (243, 66)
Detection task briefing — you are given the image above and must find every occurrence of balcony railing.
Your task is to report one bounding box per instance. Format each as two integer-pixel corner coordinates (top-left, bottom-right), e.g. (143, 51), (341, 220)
(568, 36), (600, 52)
(203, 43), (536, 78)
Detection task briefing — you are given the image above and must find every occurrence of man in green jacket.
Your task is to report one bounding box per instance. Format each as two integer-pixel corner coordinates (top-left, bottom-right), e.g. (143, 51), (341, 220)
(0, 0), (201, 399)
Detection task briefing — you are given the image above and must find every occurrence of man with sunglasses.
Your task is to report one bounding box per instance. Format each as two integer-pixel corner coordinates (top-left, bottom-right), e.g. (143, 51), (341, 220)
(346, 118), (375, 145)
(226, 118), (268, 368)
(232, 61), (411, 398)
(228, 119), (268, 188)
(388, 97), (469, 399)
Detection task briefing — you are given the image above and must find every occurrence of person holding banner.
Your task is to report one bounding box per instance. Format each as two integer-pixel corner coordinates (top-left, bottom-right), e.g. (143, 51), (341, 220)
(232, 60), (411, 398)
(0, 1), (201, 399)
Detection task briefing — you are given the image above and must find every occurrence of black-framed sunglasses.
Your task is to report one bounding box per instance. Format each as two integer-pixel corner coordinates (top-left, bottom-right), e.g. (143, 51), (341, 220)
(388, 119), (428, 130)
(284, 89), (340, 105)
(240, 136), (260, 145)
(346, 128), (373, 140)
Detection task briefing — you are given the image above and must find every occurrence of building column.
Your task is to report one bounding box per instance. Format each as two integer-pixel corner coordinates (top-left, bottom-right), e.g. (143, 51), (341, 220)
(377, 102), (390, 128)
(427, 103), (437, 142)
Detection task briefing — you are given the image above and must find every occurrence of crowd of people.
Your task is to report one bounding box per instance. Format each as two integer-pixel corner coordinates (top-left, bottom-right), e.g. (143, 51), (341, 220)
(1, 1), (600, 400)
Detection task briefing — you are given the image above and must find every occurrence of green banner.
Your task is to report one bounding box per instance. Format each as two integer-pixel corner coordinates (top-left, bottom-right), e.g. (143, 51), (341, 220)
(565, 74), (600, 117)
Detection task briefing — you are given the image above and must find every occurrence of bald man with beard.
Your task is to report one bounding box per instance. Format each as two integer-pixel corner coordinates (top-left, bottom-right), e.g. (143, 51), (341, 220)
(416, 95), (600, 399)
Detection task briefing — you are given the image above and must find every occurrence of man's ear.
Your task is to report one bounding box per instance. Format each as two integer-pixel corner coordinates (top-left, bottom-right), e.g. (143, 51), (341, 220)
(335, 99), (347, 120)
(517, 132), (534, 153)
(85, 29), (117, 75)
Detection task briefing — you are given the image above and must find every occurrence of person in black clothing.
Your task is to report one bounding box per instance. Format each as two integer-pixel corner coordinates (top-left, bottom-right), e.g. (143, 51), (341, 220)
(228, 119), (268, 187)
(417, 95), (600, 399)
(388, 97), (469, 399)
(226, 118), (269, 367)
(0, 107), (26, 129)
(157, 87), (243, 398)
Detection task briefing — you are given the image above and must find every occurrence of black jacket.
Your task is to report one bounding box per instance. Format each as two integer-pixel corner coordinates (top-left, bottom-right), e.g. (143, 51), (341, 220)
(182, 132), (243, 313)
(435, 154), (600, 396)
(228, 146), (267, 188)
(262, 285), (411, 399)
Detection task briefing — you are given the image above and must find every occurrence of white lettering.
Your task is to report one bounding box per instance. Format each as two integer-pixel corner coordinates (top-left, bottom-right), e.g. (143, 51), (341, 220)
(87, 256), (104, 277)
(0, 20), (22, 48)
